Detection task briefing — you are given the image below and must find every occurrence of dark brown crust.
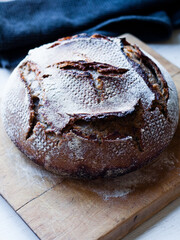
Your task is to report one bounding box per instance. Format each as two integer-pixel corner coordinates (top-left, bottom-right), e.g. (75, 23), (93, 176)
(52, 60), (129, 75)
(50, 148), (166, 180)
(11, 132), (168, 180)
(121, 38), (169, 119)
(91, 33), (112, 41)
(48, 35), (74, 48)
(60, 99), (144, 152)
(19, 61), (41, 139)
(2, 34), (178, 179)
(18, 60), (144, 153)
(48, 33), (93, 49)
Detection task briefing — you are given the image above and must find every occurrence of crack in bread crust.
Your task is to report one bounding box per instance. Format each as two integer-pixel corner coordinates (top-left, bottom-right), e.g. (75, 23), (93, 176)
(2, 34), (178, 179)
(121, 38), (169, 119)
(19, 61), (41, 139)
(51, 60), (129, 74)
(19, 60), (144, 152)
(18, 36), (171, 156)
(18, 41), (169, 153)
(70, 100), (144, 152)
(49, 60), (129, 104)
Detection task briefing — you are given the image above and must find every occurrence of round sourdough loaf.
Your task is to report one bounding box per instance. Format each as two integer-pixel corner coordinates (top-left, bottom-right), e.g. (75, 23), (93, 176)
(1, 34), (179, 179)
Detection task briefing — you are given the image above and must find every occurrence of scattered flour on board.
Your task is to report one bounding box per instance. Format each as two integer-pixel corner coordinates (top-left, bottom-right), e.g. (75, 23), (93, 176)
(88, 150), (180, 201)
(4, 143), (62, 188)
(2, 135), (180, 201)
(1, 104), (179, 200)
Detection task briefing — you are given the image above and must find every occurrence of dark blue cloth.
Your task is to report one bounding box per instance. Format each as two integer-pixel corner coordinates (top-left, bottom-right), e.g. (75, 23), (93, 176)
(0, 0), (179, 68)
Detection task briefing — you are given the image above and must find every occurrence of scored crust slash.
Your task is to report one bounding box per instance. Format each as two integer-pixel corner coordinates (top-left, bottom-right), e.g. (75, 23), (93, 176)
(1, 34), (179, 179)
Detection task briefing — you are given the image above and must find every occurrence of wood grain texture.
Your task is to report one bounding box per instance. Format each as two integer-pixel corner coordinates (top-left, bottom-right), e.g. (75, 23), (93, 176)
(0, 34), (180, 240)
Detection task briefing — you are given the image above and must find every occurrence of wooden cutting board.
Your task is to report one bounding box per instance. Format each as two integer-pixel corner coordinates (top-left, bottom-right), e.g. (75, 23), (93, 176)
(0, 34), (180, 240)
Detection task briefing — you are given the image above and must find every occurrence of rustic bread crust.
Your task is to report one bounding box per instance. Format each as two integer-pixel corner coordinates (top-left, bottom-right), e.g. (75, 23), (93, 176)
(1, 34), (179, 179)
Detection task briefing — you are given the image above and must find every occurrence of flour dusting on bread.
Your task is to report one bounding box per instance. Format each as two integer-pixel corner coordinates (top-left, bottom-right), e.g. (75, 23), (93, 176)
(1, 34), (179, 179)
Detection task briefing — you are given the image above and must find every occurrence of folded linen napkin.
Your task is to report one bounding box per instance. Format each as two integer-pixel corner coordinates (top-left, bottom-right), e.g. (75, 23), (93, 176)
(0, 0), (179, 68)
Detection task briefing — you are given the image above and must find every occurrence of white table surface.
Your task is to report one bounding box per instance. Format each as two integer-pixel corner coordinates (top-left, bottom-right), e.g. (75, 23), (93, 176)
(0, 30), (180, 240)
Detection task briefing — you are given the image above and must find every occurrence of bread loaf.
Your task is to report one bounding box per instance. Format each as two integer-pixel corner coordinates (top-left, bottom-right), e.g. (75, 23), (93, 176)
(1, 34), (179, 179)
